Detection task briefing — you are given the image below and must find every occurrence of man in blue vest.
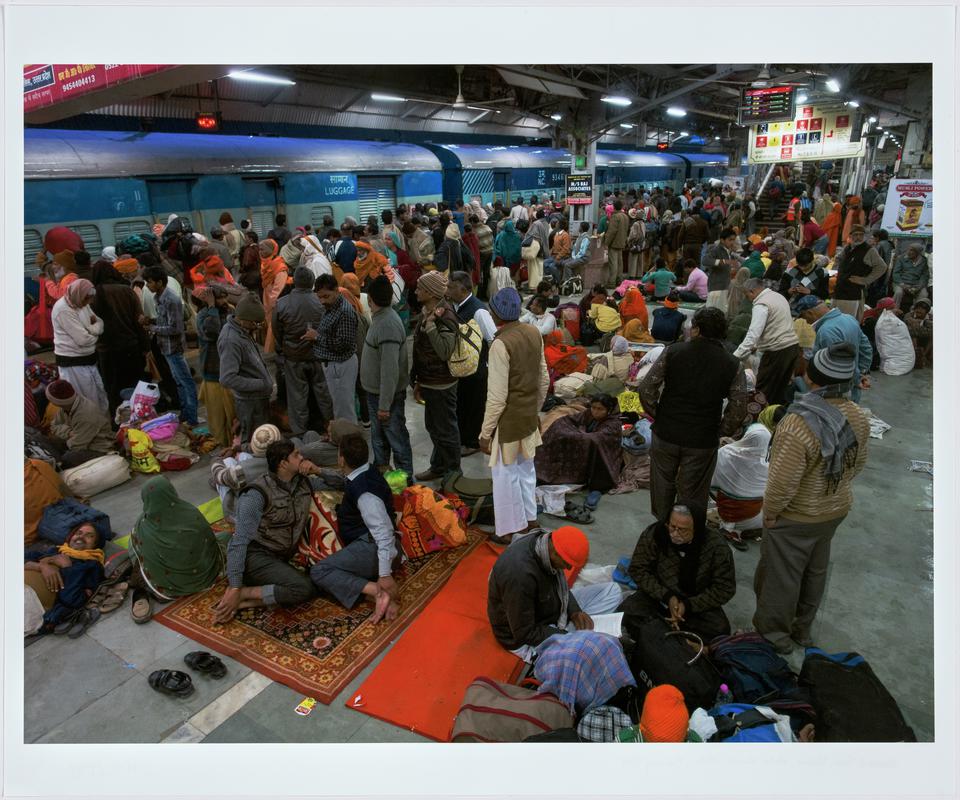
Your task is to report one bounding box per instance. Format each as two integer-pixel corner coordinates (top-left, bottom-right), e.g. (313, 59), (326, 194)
(310, 434), (400, 623)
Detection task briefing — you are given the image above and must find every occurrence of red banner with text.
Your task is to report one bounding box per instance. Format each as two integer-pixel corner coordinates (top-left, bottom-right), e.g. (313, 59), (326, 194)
(24, 64), (176, 113)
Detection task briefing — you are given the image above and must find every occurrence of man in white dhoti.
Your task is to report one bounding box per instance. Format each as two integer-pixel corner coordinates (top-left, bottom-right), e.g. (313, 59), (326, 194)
(479, 288), (550, 546)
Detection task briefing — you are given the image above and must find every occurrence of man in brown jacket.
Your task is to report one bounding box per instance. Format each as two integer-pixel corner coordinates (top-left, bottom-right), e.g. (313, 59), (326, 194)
(753, 342), (870, 654)
(45, 379), (116, 468)
(602, 199), (629, 285)
(479, 288), (550, 545)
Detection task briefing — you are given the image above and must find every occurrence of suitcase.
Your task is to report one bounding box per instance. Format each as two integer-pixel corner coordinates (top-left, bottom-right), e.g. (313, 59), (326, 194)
(451, 676), (574, 742)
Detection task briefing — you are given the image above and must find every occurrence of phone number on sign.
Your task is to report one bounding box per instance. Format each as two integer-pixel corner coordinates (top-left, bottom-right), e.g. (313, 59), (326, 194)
(62, 74), (98, 92)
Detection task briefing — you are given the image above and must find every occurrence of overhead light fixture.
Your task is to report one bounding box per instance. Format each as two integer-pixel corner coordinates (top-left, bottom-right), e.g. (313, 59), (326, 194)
(666, 107), (687, 117)
(680, 131), (689, 137)
(868, 116), (877, 123)
(825, 78), (841, 92)
(714, 136), (721, 141)
(228, 70), (296, 86)
(796, 93), (808, 104)
(371, 93), (407, 102)
(845, 100), (860, 108)
(877, 126), (883, 131)
(620, 123), (634, 129)
(602, 95), (632, 107)
(550, 113), (562, 121)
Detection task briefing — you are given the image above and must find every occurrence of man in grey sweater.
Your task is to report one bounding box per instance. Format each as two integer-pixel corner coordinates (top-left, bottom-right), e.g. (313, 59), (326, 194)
(218, 293), (273, 446)
(360, 275), (413, 479)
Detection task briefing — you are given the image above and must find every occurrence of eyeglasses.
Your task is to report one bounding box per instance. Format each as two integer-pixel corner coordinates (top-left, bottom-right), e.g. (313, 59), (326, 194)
(668, 524), (694, 535)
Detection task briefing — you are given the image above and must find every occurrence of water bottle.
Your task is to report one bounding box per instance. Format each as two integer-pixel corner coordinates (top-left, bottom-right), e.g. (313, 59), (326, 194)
(715, 683), (734, 706)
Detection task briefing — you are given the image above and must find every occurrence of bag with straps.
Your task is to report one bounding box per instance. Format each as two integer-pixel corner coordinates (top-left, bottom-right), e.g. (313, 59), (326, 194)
(451, 676), (575, 742)
(38, 498), (113, 546)
(708, 703), (794, 742)
(708, 632), (800, 705)
(798, 648), (916, 742)
(449, 318), (483, 378)
(441, 470), (495, 526)
(626, 616), (722, 713)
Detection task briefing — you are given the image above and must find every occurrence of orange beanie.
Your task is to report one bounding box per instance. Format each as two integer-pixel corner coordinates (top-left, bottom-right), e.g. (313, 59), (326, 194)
(639, 685), (689, 743)
(114, 257), (140, 276)
(550, 526), (589, 569)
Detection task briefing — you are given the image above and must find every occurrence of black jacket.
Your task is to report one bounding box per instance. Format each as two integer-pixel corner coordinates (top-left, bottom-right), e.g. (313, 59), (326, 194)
(487, 532), (582, 650)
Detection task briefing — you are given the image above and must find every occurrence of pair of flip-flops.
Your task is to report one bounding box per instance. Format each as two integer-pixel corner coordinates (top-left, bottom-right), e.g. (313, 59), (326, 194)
(148, 652), (228, 699)
(564, 494), (600, 525)
(87, 581), (129, 614)
(53, 607), (101, 638)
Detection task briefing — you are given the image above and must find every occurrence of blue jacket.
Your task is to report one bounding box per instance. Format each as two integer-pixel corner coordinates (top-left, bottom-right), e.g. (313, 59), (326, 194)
(812, 308), (873, 401)
(334, 239), (357, 273)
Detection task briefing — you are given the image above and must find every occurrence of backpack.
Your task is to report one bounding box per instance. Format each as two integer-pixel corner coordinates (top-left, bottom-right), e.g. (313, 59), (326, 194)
(397, 484), (468, 559)
(441, 470), (495, 526)
(451, 677), (574, 742)
(449, 318), (483, 378)
(708, 632), (800, 704)
(38, 498), (113, 545)
(798, 648), (916, 742)
(708, 703), (794, 742)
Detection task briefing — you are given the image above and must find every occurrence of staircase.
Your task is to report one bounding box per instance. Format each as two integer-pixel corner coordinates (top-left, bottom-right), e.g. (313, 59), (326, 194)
(755, 161), (842, 233)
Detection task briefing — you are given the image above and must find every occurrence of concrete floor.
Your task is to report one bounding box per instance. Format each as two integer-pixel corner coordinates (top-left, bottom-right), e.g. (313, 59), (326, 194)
(24, 357), (934, 743)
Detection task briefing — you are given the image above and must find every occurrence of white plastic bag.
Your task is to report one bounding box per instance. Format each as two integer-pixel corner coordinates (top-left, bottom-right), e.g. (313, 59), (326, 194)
(875, 310), (916, 376)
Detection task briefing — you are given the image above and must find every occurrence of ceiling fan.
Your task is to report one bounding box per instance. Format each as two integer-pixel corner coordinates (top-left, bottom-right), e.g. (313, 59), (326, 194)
(409, 66), (515, 112)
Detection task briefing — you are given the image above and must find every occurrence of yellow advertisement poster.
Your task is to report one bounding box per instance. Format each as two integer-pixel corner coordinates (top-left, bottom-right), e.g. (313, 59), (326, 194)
(747, 105), (866, 165)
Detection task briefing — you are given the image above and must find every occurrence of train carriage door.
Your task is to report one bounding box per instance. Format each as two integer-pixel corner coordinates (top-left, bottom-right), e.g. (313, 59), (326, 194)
(493, 171), (509, 205)
(242, 177), (281, 239)
(357, 175), (397, 224)
(146, 179), (196, 230)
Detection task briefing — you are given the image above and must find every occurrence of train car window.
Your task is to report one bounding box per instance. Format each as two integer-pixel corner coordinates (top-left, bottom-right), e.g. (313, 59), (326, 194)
(67, 224), (103, 257)
(114, 220), (152, 242)
(24, 228), (44, 272)
(357, 176), (397, 224)
(310, 206), (334, 229)
(250, 210), (275, 239)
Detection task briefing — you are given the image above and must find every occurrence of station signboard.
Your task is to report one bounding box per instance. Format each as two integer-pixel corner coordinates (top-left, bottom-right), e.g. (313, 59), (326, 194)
(738, 85), (796, 126)
(24, 64), (177, 113)
(565, 173), (593, 205)
(747, 104), (866, 164)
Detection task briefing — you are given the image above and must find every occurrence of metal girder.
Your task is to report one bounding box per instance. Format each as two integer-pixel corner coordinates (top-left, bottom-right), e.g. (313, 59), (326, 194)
(469, 109), (492, 125)
(336, 89), (367, 113)
(497, 64), (651, 104)
(856, 94), (926, 120)
(259, 87), (286, 108)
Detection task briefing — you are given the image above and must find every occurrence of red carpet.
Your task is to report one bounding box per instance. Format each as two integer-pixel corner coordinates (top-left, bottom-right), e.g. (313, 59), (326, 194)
(154, 527), (486, 705)
(345, 542), (523, 741)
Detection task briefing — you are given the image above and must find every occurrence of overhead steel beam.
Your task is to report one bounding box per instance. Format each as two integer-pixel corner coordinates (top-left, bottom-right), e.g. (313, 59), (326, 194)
(469, 109), (492, 125)
(336, 90), (367, 113)
(259, 87), (286, 108)
(497, 64), (651, 104)
(855, 93), (925, 120)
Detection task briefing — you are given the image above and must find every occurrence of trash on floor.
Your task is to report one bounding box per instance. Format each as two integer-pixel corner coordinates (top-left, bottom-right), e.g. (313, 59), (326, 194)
(909, 460), (933, 476)
(870, 415), (892, 440)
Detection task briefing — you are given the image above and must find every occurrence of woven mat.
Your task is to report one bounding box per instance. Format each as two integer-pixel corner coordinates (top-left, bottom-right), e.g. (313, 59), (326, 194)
(154, 526), (486, 704)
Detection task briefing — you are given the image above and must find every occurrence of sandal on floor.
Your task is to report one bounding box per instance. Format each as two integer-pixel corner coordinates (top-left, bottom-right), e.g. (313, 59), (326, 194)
(53, 609), (82, 636)
(722, 530), (749, 552)
(184, 651), (227, 678)
(97, 583), (129, 614)
(148, 669), (195, 698)
(566, 506), (594, 525)
(67, 607), (101, 639)
(131, 588), (154, 625)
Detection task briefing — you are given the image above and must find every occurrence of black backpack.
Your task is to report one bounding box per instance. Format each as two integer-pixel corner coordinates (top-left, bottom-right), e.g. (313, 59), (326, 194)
(709, 632), (801, 705)
(798, 649), (916, 742)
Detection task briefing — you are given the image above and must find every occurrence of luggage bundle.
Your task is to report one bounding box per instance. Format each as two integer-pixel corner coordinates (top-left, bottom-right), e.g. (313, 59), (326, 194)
(451, 677), (574, 742)
(441, 470), (495, 526)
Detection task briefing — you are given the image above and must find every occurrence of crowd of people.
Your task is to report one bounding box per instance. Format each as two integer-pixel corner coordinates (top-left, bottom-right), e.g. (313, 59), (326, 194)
(23, 166), (927, 741)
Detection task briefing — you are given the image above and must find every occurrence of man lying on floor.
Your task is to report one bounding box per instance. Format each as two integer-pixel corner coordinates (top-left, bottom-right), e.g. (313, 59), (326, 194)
(487, 526), (622, 662)
(212, 439), (343, 623)
(310, 434), (401, 623)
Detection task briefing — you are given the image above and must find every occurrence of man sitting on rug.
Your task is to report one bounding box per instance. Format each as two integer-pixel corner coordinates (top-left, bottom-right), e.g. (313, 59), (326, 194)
(213, 440), (343, 623)
(487, 527), (622, 662)
(310, 434), (401, 623)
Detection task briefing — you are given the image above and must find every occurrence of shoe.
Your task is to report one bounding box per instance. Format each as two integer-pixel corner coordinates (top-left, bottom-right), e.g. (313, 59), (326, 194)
(723, 532), (749, 552)
(791, 634), (815, 648)
(770, 637), (795, 655)
(461, 446), (480, 457)
(488, 533), (514, 546)
(361, 420), (371, 429)
(414, 469), (444, 482)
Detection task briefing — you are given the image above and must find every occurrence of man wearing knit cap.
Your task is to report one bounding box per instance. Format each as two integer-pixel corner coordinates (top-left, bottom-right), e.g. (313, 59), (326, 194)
(617, 684), (695, 742)
(274, 267), (333, 437)
(487, 526), (622, 661)
(796, 295), (873, 403)
(218, 292), (273, 445)
(734, 278), (801, 406)
(46, 379), (115, 468)
(754, 342), (870, 654)
(409, 269), (462, 481)
(479, 287), (549, 545)
(360, 275), (413, 479)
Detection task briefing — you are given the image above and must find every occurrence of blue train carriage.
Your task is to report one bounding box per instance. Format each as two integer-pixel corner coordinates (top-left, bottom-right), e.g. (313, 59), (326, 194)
(23, 129), (445, 275)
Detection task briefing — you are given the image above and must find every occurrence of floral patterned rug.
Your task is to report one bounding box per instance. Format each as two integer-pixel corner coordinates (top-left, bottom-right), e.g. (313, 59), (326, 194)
(154, 527), (485, 704)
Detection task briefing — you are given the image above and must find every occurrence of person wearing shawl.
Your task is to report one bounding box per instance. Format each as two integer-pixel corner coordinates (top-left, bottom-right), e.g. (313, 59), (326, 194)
(753, 342), (870, 654)
(487, 526), (622, 660)
(621, 316), (655, 344)
(91, 262), (151, 418)
(741, 249), (766, 280)
(494, 219), (523, 273)
(590, 336), (634, 382)
(535, 394), (624, 494)
(840, 196), (866, 247)
(129, 476), (223, 600)
(51, 278), (110, 413)
(462, 224), (482, 286)
(434, 223), (475, 276)
(350, 240), (387, 289)
(618, 285), (649, 329)
(469, 198), (488, 224)
(622, 502), (736, 642)
(259, 239), (289, 354)
(190, 248), (237, 289)
(821, 202), (843, 257)
(25, 521), (106, 628)
(709, 423), (772, 548)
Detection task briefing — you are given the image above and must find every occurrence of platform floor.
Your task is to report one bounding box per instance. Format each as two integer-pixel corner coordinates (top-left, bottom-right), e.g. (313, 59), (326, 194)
(23, 365), (934, 744)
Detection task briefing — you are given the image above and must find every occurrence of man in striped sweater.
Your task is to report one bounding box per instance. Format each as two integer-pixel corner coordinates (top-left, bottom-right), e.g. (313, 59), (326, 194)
(752, 343), (870, 654)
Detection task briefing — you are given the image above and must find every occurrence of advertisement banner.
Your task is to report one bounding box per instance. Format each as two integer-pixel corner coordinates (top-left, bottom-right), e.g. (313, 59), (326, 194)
(565, 174), (593, 205)
(24, 64), (176, 113)
(747, 104), (866, 165)
(880, 178), (932, 237)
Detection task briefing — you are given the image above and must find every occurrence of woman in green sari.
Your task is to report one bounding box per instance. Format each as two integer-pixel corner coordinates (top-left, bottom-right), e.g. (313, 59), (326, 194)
(129, 476), (223, 601)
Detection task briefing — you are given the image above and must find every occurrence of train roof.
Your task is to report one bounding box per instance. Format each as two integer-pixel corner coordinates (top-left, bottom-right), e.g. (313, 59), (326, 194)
(23, 129), (443, 179)
(437, 143), (688, 169)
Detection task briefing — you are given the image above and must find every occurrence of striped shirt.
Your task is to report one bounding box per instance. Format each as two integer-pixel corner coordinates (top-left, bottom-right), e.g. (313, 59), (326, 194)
(763, 398), (870, 524)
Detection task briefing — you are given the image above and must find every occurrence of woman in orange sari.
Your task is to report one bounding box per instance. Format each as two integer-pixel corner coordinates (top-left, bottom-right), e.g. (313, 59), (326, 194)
(618, 286), (649, 329)
(259, 239), (289, 353)
(840, 196), (866, 247)
(353, 240), (387, 288)
(338, 272), (365, 317)
(822, 202), (843, 257)
(189, 248), (237, 289)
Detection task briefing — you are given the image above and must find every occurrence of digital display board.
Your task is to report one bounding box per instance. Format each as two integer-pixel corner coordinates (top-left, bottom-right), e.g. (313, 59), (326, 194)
(738, 85), (797, 126)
